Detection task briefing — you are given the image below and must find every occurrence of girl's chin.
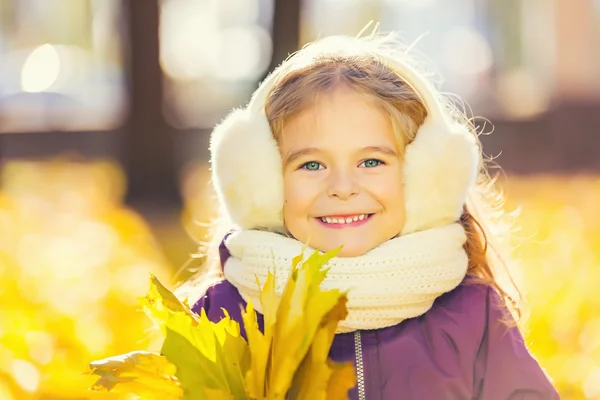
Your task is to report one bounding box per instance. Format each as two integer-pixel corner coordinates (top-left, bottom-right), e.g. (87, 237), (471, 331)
(334, 248), (372, 258)
(288, 224), (387, 256)
(315, 240), (376, 258)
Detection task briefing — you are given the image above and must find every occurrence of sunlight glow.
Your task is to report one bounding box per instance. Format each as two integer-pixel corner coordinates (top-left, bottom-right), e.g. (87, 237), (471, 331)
(11, 359), (40, 392)
(21, 44), (61, 92)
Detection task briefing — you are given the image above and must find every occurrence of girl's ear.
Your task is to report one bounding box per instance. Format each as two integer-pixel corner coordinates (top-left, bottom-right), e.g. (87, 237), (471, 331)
(210, 108), (286, 232)
(400, 116), (479, 235)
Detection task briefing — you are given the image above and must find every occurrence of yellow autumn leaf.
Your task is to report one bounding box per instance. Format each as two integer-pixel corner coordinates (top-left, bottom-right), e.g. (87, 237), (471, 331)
(326, 362), (357, 400)
(258, 270), (280, 339)
(88, 351), (182, 399)
(241, 298), (271, 399)
(267, 249), (347, 398)
(139, 274), (199, 333)
(143, 276), (250, 399)
(203, 388), (238, 399)
(289, 292), (355, 400)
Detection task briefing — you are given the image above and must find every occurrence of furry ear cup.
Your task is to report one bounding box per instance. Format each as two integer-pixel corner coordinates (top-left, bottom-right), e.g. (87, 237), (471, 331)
(210, 108), (285, 232)
(401, 117), (479, 235)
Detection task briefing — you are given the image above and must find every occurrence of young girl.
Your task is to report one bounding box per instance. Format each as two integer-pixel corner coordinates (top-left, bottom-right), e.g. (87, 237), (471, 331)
(181, 34), (559, 399)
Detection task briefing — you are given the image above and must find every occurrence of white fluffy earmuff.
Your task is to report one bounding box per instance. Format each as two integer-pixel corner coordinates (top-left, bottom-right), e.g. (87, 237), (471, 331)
(209, 42), (480, 235)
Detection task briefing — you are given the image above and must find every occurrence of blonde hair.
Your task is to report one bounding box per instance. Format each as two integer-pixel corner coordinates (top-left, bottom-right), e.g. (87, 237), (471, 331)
(177, 34), (522, 321)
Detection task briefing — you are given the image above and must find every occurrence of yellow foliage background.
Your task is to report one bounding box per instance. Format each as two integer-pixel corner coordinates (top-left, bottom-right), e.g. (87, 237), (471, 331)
(0, 160), (598, 399)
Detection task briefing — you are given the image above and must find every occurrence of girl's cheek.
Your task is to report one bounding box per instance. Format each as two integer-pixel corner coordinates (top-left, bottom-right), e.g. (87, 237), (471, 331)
(286, 185), (314, 207)
(362, 170), (398, 186)
(286, 173), (320, 194)
(284, 181), (310, 210)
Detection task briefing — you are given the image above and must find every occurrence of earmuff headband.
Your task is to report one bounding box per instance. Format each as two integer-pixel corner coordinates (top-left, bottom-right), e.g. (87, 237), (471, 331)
(210, 37), (480, 235)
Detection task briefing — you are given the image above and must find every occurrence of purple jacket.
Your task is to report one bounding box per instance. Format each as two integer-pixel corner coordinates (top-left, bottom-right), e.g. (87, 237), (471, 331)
(192, 244), (559, 399)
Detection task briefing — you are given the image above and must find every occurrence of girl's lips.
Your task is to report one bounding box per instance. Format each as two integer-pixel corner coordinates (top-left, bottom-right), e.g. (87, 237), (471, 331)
(316, 213), (374, 229)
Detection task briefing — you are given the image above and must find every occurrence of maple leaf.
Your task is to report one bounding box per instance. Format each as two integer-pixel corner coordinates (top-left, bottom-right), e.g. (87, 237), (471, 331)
(161, 311), (250, 399)
(288, 296), (355, 400)
(138, 274), (199, 332)
(88, 350), (182, 399)
(143, 276), (250, 399)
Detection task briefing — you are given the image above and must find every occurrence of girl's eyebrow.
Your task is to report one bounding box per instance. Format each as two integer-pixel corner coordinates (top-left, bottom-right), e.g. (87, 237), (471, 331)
(283, 147), (320, 167)
(361, 145), (398, 157)
(283, 145), (398, 167)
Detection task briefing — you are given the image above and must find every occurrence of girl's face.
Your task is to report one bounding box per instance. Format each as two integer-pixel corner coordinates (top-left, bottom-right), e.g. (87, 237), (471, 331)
(279, 86), (406, 257)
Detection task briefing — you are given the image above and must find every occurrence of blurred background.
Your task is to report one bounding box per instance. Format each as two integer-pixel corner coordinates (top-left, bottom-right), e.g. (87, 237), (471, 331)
(0, 0), (598, 398)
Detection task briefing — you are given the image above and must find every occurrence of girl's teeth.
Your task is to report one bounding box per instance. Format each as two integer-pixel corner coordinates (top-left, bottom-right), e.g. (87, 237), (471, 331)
(321, 214), (370, 224)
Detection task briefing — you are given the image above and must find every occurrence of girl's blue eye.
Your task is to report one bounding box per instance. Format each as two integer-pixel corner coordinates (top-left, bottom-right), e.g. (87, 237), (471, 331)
(301, 161), (323, 171)
(360, 159), (383, 168)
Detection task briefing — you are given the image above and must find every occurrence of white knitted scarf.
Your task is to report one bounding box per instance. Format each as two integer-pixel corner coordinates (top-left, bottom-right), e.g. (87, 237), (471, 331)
(223, 223), (469, 333)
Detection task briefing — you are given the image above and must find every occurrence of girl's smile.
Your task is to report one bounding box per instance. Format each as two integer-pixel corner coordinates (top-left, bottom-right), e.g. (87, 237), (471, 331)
(316, 213), (375, 229)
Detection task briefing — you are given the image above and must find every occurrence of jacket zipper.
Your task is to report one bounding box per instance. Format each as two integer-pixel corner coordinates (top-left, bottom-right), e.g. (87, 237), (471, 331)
(354, 331), (366, 400)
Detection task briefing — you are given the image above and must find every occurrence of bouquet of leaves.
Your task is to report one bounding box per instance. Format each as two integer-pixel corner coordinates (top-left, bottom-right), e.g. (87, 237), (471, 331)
(88, 249), (356, 399)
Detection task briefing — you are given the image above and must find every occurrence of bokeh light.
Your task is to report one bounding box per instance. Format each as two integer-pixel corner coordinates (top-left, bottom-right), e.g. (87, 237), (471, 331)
(0, 159), (173, 399)
(21, 44), (61, 93)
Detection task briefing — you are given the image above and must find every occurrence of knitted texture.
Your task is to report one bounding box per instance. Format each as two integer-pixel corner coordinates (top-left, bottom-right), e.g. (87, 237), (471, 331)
(223, 223), (469, 333)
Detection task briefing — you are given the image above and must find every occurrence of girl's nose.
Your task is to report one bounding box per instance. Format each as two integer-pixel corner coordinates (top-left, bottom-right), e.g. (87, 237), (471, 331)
(326, 169), (359, 200)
